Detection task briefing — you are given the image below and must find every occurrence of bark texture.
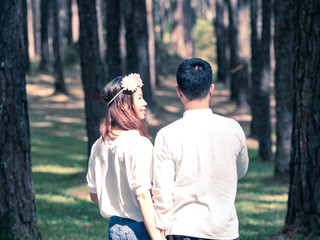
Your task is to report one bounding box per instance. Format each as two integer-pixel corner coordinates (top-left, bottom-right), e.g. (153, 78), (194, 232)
(284, 0), (320, 236)
(250, 0), (272, 161)
(124, 0), (155, 109)
(52, 0), (67, 93)
(77, 0), (106, 155)
(0, 0), (40, 238)
(171, 0), (194, 59)
(227, 0), (250, 109)
(39, 0), (50, 71)
(106, 0), (122, 80)
(214, 0), (230, 87)
(274, 0), (294, 176)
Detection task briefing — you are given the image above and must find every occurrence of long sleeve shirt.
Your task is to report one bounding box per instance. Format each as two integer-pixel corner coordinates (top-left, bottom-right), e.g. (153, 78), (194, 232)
(152, 109), (249, 239)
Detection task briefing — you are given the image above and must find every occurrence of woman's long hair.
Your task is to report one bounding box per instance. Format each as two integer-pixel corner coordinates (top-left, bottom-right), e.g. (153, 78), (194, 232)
(100, 76), (149, 140)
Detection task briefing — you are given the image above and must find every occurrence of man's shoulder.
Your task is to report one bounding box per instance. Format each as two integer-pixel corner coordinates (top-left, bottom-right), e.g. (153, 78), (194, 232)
(157, 117), (184, 135)
(213, 113), (242, 127)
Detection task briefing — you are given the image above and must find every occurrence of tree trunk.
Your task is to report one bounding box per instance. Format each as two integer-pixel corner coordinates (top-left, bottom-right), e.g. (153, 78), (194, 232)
(52, 0), (67, 93)
(214, 0), (230, 87)
(27, 0), (38, 57)
(22, 0), (30, 72)
(273, 0), (294, 177)
(284, 0), (320, 237)
(106, 0), (122, 80)
(96, 0), (106, 64)
(66, 0), (73, 45)
(227, 0), (249, 109)
(124, 0), (155, 109)
(250, 0), (272, 161)
(146, 0), (157, 94)
(0, 0), (40, 238)
(39, 0), (50, 71)
(77, 0), (106, 155)
(171, 0), (194, 59)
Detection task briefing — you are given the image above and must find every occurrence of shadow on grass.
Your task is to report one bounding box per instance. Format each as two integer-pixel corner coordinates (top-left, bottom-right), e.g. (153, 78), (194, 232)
(36, 195), (107, 240)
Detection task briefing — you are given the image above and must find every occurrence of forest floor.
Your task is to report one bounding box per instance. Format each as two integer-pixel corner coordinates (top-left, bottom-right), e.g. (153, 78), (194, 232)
(26, 56), (289, 239)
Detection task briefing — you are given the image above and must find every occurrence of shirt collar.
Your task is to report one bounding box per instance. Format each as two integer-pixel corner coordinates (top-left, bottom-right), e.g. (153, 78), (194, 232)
(183, 108), (213, 118)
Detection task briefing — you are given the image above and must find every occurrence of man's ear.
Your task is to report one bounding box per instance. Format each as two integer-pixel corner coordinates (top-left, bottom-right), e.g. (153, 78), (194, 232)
(176, 86), (183, 99)
(209, 84), (214, 96)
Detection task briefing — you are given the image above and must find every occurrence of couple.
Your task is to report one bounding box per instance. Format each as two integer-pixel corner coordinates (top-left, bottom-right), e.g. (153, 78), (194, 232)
(86, 58), (249, 240)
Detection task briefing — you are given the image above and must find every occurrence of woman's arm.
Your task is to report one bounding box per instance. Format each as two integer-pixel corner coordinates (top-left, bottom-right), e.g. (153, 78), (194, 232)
(137, 190), (164, 240)
(90, 193), (99, 205)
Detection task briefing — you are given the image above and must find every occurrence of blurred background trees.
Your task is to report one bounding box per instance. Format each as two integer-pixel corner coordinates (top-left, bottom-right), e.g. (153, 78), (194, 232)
(1, 0), (319, 238)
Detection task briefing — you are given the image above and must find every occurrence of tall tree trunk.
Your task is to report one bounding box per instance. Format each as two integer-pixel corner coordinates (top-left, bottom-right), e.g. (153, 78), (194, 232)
(52, 0), (67, 93)
(39, 0), (50, 71)
(273, 0), (294, 177)
(250, 0), (272, 161)
(284, 0), (320, 237)
(227, 0), (249, 109)
(106, 0), (122, 80)
(22, 0), (30, 72)
(124, 0), (155, 109)
(66, 0), (73, 45)
(146, 0), (157, 94)
(171, 0), (194, 59)
(77, 0), (106, 155)
(214, 0), (230, 87)
(96, 0), (106, 64)
(27, 0), (38, 57)
(0, 0), (40, 238)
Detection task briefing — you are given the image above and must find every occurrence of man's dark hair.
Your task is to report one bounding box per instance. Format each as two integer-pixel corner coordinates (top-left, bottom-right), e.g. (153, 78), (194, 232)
(176, 58), (213, 101)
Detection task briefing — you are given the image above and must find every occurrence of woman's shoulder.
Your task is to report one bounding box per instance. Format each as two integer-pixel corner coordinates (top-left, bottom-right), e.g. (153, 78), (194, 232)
(122, 130), (153, 147)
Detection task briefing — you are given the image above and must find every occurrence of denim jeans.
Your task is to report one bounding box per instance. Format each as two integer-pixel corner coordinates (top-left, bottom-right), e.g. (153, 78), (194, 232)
(108, 216), (151, 240)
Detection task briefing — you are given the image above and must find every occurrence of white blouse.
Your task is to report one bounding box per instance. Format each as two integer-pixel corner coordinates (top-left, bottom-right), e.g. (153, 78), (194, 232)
(86, 130), (153, 222)
(152, 109), (249, 239)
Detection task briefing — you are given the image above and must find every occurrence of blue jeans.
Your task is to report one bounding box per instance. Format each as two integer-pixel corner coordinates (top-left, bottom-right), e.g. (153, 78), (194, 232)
(108, 216), (151, 240)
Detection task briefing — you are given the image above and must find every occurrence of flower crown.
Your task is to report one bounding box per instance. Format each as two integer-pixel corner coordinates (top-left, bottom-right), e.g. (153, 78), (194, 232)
(108, 73), (143, 105)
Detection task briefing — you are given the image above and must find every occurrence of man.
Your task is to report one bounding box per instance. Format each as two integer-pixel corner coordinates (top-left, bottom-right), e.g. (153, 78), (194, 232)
(152, 58), (249, 240)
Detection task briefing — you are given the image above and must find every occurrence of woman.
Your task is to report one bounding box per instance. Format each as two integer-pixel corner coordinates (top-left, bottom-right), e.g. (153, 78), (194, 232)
(86, 74), (163, 240)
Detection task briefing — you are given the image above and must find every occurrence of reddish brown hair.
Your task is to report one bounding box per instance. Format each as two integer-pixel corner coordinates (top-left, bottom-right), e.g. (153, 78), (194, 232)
(100, 76), (149, 140)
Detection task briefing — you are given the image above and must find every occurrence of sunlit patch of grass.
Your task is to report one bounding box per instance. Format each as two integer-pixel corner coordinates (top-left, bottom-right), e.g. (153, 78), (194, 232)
(32, 165), (84, 174)
(37, 193), (78, 204)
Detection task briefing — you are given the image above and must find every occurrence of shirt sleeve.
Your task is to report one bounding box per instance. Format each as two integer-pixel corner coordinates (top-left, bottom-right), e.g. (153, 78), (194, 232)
(86, 147), (97, 194)
(127, 137), (153, 196)
(152, 131), (175, 230)
(236, 128), (249, 180)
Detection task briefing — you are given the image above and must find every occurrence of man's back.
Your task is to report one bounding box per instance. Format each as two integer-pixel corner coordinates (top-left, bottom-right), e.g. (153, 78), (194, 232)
(152, 109), (249, 239)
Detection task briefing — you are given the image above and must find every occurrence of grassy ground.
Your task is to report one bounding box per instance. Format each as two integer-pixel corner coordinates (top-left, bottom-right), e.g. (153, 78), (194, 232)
(26, 20), (289, 239)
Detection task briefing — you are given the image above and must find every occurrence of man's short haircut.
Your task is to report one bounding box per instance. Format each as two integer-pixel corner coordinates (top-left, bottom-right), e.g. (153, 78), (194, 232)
(176, 58), (213, 101)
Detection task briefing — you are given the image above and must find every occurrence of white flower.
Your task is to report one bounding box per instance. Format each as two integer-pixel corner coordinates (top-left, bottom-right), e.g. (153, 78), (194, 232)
(121, 73), (143, 92)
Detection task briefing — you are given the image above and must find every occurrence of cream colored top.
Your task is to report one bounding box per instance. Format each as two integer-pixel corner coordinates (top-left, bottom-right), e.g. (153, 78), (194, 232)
(86, 130), (153, 222)
(152, 109), (249, 239)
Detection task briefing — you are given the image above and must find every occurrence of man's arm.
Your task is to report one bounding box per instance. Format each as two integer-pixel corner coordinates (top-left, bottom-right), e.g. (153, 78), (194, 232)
(152, 132), (175, 231)
(237, 129), (249, 179)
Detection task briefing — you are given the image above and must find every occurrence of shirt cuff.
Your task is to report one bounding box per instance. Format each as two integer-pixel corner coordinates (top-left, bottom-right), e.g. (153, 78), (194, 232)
(88, 186), (97, 194)
(134, 183), (152, 196)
